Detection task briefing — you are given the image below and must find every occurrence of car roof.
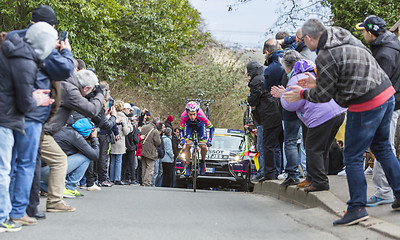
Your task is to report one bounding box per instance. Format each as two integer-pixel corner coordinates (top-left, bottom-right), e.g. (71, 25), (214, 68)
(214, 128), (244, 136)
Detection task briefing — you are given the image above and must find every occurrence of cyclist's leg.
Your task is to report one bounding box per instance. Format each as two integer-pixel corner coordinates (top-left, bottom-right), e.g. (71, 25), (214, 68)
(184, 124), (193, 165)
(196, 122), (207, 161)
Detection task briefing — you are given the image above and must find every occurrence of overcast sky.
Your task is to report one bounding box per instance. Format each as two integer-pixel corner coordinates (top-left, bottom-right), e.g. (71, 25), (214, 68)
(189, 0), (280, 49)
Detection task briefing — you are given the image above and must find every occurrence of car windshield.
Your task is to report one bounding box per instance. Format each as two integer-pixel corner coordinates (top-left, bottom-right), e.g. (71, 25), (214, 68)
(212, 134), (243, 151)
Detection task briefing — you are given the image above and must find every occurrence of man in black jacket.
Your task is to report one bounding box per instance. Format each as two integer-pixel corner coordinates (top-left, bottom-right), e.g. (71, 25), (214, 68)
(122, 115), (140, 184)
(0, 22), (56, 232)
(41, 118), (99, 198)
(357, 15), (400, 207)
(247, 61), (282, 181)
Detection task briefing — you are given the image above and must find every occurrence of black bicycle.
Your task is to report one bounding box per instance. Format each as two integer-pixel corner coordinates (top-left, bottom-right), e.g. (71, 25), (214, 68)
(184, 130), (205, 192)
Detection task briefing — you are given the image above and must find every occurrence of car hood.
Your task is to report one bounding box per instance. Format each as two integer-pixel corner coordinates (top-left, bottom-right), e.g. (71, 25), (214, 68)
(206, 148), (241, 161)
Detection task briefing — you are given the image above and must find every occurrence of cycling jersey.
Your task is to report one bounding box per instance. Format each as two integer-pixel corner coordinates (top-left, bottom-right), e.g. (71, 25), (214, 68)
(179, 108), (214, 141)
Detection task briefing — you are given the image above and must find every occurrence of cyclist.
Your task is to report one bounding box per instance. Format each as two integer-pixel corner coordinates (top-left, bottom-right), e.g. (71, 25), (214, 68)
(179, 101), (215, 176)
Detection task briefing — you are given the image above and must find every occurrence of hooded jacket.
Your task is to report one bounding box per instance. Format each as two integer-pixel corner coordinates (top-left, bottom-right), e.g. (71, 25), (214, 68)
(264, 49), (285, 92)
(370, 31), (400, 110)
(8, 25), (74, 123)
(281, 60), (346, 128)
(303, 27), (392, 108)
(53, 126), (99, 161)
(247, 61), (282, 129)
(0, 34), (39, 131)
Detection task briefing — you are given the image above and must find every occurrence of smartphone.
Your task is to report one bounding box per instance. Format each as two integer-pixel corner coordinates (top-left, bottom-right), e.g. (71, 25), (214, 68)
(59, 31), (69, 42)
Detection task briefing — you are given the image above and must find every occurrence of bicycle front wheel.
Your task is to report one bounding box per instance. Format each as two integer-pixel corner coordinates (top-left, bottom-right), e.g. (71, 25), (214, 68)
(192, 148), (199, 192)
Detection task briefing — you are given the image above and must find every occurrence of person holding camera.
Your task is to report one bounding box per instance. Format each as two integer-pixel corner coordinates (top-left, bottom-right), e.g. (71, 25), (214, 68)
(109, 101), (133, 185)
(41, 118), (99, 199)
(83, 81), (118, 190)
(42, 69), (104, 212)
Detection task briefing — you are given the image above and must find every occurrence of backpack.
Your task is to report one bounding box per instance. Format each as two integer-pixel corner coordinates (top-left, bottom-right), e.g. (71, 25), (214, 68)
(157, 135), (165, 159)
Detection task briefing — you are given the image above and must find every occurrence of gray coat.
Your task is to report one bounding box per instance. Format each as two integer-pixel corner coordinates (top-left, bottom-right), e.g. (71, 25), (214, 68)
(43, 74), (104, 135)
(110, 111), (132, 154)
(140, 123), (161, 160)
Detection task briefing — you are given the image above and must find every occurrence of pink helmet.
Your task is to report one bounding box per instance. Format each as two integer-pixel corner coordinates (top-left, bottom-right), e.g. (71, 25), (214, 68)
(186, 101), (200, 112)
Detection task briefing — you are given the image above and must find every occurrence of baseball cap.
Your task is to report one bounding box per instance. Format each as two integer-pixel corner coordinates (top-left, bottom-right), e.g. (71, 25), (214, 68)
(123, 103), (131, 109)
(356, 15), (386, 33)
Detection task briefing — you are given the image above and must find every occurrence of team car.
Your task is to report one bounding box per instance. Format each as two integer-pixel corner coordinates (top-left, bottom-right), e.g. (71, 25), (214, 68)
(175, 128), (255, 191)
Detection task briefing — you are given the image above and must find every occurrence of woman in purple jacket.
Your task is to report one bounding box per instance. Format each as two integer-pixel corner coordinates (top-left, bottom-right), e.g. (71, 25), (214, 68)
(272, 50), (346, 192)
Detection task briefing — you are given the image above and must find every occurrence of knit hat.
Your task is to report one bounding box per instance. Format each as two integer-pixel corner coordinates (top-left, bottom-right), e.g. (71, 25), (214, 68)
(167, 115), (174, 122)
(72, 118), (94, 137)
(25, 22), (58, 60)
(31, 5), (57, 26)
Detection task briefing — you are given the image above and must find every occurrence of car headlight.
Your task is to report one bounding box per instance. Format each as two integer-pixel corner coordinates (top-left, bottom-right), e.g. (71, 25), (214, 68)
(229, 154), (241, 163)
(180, 153), (185, 159)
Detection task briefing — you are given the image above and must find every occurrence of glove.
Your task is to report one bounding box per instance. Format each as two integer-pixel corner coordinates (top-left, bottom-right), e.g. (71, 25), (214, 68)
(180, 138), (186, 146)
(206, 138), (212, 147)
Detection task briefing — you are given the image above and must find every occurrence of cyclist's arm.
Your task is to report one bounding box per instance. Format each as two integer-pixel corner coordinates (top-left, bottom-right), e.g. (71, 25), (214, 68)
(197, 109), (214, 140)
(179, 111), (187, 141)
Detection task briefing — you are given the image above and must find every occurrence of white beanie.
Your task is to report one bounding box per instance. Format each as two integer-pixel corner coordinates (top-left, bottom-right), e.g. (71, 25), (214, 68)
(25, 22), (58, 60)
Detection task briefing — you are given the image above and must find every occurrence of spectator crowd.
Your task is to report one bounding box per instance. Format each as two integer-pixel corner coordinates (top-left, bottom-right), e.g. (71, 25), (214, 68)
(0, 5), (181, 232)
(1, 3), (400, 233)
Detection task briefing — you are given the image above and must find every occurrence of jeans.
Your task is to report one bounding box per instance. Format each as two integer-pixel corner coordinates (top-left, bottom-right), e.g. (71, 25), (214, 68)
(9, 120), (42, 219)
(41, 153), (90, 192)
(262, 125), (282, 179)
(344, 96), (400, 210)
(0, 127), (14, 223)
(65, 154), (90, 191)
(110, 154), (123, 182)
(298, 127), (307, 176)
(152, 158), (163, 187)
(256, 125), (264, 176)
(372, 109), (400, 199)
(283, 119), (300, 179)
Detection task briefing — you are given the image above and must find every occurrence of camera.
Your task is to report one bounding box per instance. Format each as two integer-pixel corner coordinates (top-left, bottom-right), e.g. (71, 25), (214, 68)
(109, 98), (115, 107)
(59, 31), (68, 42)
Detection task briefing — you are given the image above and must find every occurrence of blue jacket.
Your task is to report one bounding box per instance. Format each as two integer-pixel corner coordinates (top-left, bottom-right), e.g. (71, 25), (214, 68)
(264, 49), (285, 92)
(161, 135), (174, 163)
(0, 34), (39, 132)
(8, 28), (74, 123)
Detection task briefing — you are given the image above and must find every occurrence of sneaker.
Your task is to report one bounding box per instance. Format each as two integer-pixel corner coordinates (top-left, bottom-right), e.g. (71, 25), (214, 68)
(184, 165), (191, 177)
(11, 214), (37, 226)
(63, 188), (76, 199)
(46, 202), (76, 212)
(281, 176), (300, 187)
(100, 181), (113, 187)
(337, 168), (346, 176)
(79, 185), (88, 190)
(0, 218), (22, 232)
(333, 207), (369, 226)
(200, 161), (205, 175)
(277, 172), (288, 180)
(364, 166), (373, 175)
(71, 189), (84, 198)
(392, 197), (400, 210)
(87, 184), (101, 191)
(131, 181), (140, 186)
(366, 195), (393, 207)
(251, 174), (262, 182)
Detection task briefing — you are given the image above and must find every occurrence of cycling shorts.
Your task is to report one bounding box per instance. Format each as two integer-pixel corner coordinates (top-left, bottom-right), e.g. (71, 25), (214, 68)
(184, 121), (207, 142)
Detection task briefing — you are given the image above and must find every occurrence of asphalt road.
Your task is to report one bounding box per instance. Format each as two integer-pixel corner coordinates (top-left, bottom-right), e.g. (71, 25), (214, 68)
(2, 186), (390, 240)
